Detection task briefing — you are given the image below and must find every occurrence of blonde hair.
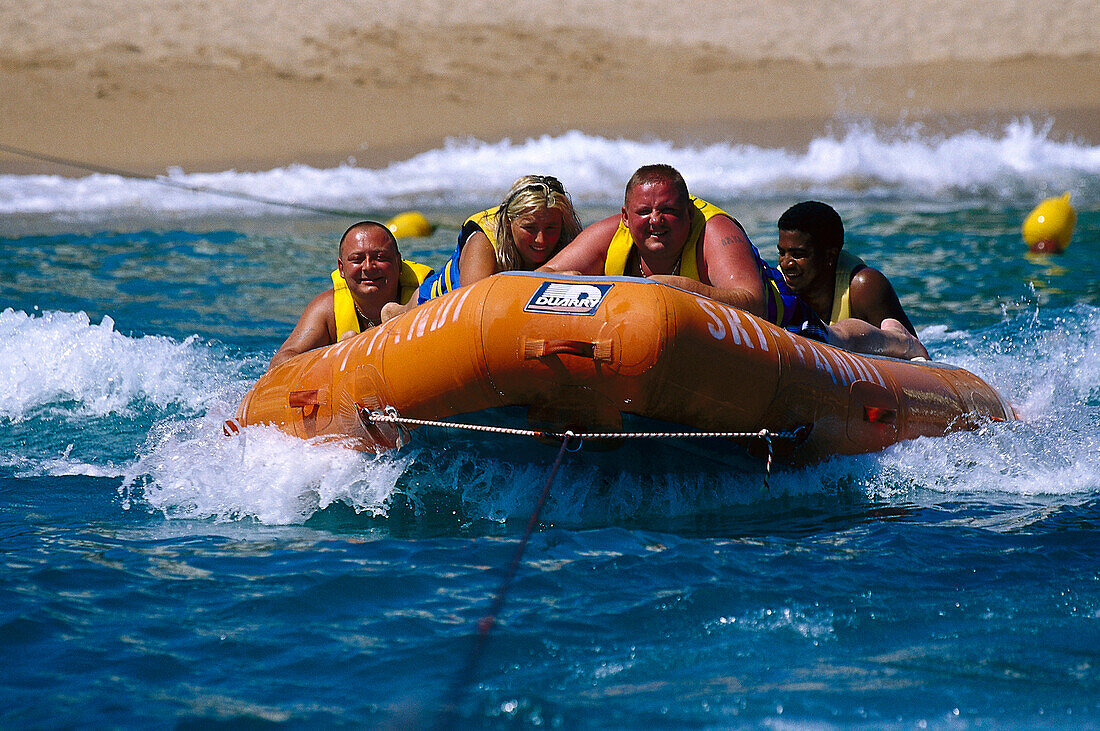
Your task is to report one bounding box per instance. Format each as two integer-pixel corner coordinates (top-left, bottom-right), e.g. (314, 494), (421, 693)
(493, 175), (582, 271)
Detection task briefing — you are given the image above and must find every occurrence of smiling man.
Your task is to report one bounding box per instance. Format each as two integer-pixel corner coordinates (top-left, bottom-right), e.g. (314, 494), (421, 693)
(540, 166), (927, 359)
(540, 164), (829, 338)
(776, 201), (921, 337)
(268, 221), (432, 370)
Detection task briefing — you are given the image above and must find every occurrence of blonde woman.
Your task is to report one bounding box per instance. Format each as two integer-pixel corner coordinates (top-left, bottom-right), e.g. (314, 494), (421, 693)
(382, 175), (582, 319)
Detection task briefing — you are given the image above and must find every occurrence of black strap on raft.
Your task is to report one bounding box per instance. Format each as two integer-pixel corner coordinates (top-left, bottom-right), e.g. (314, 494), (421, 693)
(0, 142), (373, 219)
(434, 432), (576, 728)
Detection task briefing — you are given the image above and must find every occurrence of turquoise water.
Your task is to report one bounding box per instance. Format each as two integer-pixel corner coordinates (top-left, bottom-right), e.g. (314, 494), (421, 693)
(3, 175), (1100, 725)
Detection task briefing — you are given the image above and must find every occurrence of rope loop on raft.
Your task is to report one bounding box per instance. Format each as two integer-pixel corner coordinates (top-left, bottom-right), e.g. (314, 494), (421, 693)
(361, 409), (805, 444)
(360, 408), (808, 477)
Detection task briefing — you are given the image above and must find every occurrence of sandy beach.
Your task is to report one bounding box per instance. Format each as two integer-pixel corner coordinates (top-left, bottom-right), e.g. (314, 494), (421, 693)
(2, 0), (1098, 175)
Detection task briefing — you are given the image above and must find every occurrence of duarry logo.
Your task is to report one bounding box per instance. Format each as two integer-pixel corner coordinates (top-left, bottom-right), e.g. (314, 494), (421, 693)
(524, 282), (613, 315)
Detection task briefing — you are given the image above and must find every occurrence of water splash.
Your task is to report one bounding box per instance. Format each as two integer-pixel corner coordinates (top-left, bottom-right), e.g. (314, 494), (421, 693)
(9, 299), (1095, 528)
(0, 308), (245, 422)
(122, 419), (412, 525)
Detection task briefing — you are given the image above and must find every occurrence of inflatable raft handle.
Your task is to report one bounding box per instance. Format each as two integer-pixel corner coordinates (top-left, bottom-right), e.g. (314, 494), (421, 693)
(288, 389), (321, 407)
(523, 338), (612, 362)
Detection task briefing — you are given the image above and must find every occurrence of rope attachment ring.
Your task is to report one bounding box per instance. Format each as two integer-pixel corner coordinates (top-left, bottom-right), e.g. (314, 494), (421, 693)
(359, 405), (411, 450)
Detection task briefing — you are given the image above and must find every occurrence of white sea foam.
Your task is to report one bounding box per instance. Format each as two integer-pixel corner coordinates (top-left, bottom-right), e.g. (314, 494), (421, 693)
(0, 308), (407, 522)
(123, 419), (411, 525)
(0, 307), (245, 422)
(1, 120), (1095, 218)
(1, 444), (128, 479)
(273, 304), (1092, 528)
(449, 305), (1100, 524)
(15, 300), (1093, 526)
(785, 305), (1100, 507)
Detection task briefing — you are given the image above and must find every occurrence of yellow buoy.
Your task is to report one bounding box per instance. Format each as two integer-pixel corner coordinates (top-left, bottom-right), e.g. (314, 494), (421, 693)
(1022, 193), (1075, 254)
(386, 211), (435, 239)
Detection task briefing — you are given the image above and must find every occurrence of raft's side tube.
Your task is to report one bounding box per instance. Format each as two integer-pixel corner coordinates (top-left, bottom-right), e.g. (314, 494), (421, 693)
(235, 273), (1014, 462)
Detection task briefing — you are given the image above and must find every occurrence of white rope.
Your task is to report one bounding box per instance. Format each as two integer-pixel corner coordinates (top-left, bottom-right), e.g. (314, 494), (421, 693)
(363, 406), (805, 484)
(362, 407), (805, 444)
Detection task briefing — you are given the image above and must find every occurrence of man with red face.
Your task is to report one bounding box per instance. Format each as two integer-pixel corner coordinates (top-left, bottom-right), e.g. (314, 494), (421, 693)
(268, 221), (432, 370)
(540, 164), (775, 318)
(541, 165), (926, 359)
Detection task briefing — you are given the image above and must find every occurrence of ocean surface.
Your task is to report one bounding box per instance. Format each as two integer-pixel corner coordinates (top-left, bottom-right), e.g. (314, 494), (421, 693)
(2, 122), (1099, 728)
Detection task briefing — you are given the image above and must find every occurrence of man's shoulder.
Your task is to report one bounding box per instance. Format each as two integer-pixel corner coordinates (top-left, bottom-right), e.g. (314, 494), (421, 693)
(583, 213), (624, 240)
(700, 210), (749, 245)
(309, 287), (337, 307)
(848, 265), (896, 302)
(849, 264), (887, 286)
(302, 288), (338, 324)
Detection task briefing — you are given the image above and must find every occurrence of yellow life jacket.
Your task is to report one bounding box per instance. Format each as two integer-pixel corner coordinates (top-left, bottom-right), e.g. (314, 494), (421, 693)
(604, 196), (731, 280)
(331, 260), (434, 341)
(603, 196), (806, 332)
(426, 207), (502, 299)
(464, 207), (501, 252)
(829, 250), (867, 325)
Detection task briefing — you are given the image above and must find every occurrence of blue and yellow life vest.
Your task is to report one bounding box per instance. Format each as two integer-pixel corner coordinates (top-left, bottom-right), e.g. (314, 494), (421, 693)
(417, 207), (500, 303)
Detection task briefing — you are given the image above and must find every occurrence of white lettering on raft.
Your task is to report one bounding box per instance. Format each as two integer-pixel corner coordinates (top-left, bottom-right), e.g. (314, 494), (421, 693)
(416, 305), (433, 337)
(698, 297), (726, 340)
(431, 294), (455, 331)
(744, 314), (769, 353)
(692, 296), (887, 388)
(694, 297), (772, 352)
(450, 286), (476, 324)
(695, 297), (760, 351)
(830, 347), (856, 385)
(724, 306), (754, 349)
(337, 338), (353, 372)
(379, 284), (480, 349)
(808, 341), (838, 384)
(365, 323), (387, 355)
(787, 332), (807, 364)
(801, 337), (888, 389)
(835, 348), (861, 386)
(841, 347), (887, 388)
(840, 348), (869, 384)
(405, 305), (431, 341)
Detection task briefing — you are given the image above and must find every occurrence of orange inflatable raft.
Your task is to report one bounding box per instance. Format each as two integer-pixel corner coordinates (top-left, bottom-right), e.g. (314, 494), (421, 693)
(232, 273), (1016, 471)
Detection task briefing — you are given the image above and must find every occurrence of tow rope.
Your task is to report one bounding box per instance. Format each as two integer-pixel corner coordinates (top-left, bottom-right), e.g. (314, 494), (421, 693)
(434, 432), (575, 727)
(0, 141), (373, 219)
(356, 407), (807, 724)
